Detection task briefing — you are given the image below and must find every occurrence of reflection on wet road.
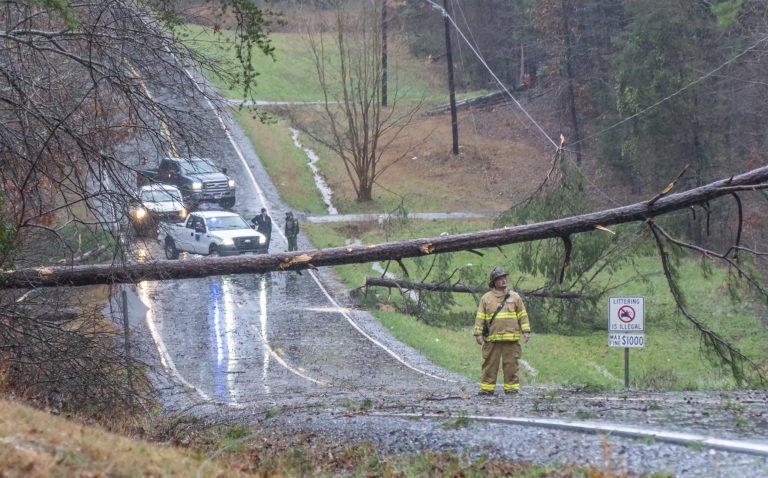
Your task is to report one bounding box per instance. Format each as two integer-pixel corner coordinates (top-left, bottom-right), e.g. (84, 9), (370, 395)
(136, 269), (457, 408)
(122, 66), (462, 409)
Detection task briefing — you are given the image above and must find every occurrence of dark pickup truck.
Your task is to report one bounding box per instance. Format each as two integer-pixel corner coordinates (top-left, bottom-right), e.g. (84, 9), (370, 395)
(136, 157), (236, 209)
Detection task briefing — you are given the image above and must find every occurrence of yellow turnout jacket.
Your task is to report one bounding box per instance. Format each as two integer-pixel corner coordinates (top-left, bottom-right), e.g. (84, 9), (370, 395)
(473, 289), (530, 341)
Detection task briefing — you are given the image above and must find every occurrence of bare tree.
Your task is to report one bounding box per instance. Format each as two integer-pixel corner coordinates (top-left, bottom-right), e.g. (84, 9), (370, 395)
(300, 0), (422, 201)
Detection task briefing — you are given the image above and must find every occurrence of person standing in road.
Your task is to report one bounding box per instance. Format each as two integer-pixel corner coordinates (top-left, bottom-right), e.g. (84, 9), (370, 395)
(473, 267), (531, 396)
(252, 208), (272, 252)
(285, 211), (300, 252)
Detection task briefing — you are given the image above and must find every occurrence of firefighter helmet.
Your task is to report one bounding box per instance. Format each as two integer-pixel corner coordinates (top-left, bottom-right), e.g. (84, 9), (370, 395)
(488, 267), (508, 288)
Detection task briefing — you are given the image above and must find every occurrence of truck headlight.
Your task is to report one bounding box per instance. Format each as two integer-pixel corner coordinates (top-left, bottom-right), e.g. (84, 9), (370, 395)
(191, 181), (203, 190)
(259, 235), (266, 244)
(134, 208), (147, 220)
(180, 208), (187, 219)
(228, 179), (235, 188)
(221, 238), (234, 246)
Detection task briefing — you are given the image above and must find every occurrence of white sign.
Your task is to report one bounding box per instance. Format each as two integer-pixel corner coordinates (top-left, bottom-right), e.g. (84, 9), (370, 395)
(608, 296), (644, 332)
(609, 333), (645, 348)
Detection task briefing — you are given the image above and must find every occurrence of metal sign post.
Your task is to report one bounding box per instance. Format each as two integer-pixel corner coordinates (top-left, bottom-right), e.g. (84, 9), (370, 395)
(608, 296), (645, 388)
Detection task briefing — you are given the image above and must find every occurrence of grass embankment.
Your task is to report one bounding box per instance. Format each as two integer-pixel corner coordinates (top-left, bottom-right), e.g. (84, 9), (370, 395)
(183, 26), (450, 103)
(3, 399), (610, 477)
(0, 399), (228, 476)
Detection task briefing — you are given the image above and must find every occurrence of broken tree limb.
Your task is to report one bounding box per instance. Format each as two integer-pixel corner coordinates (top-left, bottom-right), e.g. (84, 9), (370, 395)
(3, 164), (768, 289)
(363, 276), (583, 299)
(559, 235), (572, 284)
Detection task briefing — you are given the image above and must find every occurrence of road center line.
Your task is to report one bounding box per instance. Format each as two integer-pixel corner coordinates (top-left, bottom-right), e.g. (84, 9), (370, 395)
(249, 324), (327, 385)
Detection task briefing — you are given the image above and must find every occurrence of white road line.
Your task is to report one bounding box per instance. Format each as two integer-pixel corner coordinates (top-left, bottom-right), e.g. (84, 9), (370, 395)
(307, 268), (458, 383)
(249, 324), (328, 385)
(137, 282), (214, 404)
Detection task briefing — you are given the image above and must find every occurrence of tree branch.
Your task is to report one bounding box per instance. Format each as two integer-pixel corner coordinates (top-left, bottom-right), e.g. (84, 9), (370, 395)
(363, 276), (584, 299)
(647, 219), (766, 384)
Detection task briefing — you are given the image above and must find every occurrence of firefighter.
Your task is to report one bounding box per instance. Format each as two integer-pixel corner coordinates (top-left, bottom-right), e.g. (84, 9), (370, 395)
(473, 267), (531, 396)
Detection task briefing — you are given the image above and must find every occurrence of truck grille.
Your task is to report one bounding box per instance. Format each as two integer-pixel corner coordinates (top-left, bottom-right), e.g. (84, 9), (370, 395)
(234, 236), (262, 252)
(154, 211), (184, 222)
(204, 180), (229, 193)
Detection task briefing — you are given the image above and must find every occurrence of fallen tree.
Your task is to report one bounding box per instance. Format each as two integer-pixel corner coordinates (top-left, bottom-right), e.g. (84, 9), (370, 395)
(362, 276), (584, 299)
(2, 163), (768, 289)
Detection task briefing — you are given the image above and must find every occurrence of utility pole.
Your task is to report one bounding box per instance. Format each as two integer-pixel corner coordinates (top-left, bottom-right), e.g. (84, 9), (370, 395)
(443, 0), (459, 155)
(381, 0), (388, 107)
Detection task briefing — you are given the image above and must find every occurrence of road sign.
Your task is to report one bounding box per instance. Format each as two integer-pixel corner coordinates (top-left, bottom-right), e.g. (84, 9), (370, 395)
(609, 333), (645, 348)
(608, 296), (644, 332)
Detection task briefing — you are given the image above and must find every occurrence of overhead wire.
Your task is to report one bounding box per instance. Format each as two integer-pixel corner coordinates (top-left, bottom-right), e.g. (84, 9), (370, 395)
(440, 0), (615, 205)
(424, 0), (560, 151)
(425, 1), (768, 206)
(571, 33), (768, 148)
(450, 0), (499, 198)
(425, 0), (768, 153)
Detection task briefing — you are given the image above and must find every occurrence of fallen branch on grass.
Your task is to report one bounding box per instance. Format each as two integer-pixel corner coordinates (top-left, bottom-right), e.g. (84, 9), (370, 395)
(363, 276), (583, 299)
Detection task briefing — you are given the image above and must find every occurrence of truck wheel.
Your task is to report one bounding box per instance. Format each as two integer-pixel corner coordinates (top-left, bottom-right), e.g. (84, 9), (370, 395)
(165, 238), (179, 260)
(209, 244), (219, 257)
(220, 197), (235, 209)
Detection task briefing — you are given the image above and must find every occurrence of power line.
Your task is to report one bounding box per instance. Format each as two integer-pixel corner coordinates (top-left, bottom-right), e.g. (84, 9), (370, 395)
(573, 34), (768, 147)
(424, 0), (560, 151)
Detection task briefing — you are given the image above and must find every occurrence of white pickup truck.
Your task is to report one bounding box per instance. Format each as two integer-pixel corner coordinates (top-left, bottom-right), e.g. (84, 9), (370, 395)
(162, 210), (267, 259)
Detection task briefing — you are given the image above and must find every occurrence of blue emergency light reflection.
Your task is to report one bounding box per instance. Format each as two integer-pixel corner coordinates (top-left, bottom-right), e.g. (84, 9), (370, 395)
(209, 283), (230, 402)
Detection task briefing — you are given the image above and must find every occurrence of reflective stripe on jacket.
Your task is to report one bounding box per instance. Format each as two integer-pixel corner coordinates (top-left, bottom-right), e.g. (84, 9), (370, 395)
(473, 289), (530, 340)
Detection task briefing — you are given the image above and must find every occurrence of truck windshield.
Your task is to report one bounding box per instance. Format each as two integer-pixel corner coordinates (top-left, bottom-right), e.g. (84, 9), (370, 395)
(140, 189), (179, 203)
(178, 160), (219, 175)
(205, 215), (250, 231)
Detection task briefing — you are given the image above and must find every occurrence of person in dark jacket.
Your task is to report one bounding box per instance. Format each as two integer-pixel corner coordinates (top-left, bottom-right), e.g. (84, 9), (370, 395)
(251, 208), (272, 251)
(285, 211), (300, 251)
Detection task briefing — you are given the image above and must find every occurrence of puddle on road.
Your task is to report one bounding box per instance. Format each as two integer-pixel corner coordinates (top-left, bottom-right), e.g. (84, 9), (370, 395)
(290, 127), (337, 215)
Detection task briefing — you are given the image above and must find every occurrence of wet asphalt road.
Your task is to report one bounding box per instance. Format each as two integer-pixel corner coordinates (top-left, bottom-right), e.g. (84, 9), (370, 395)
(129, 269), (466, 409)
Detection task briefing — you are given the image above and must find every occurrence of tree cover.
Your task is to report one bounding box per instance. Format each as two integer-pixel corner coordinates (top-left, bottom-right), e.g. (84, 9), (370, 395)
(398, 0), (768, 196)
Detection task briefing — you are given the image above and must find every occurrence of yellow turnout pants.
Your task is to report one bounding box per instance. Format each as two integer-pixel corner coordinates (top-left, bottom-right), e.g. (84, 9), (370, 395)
(480, 340), (521, 392)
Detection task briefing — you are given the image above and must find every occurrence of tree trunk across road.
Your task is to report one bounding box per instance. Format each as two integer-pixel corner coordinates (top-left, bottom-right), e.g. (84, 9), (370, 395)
(3, 165), (768, 289)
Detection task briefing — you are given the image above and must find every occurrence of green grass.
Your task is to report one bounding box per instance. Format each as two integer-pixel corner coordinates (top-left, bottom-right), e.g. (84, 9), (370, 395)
(231, 109), (327, 214)
(183, 27), (442, 102)
(302, 219), (768, 391)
